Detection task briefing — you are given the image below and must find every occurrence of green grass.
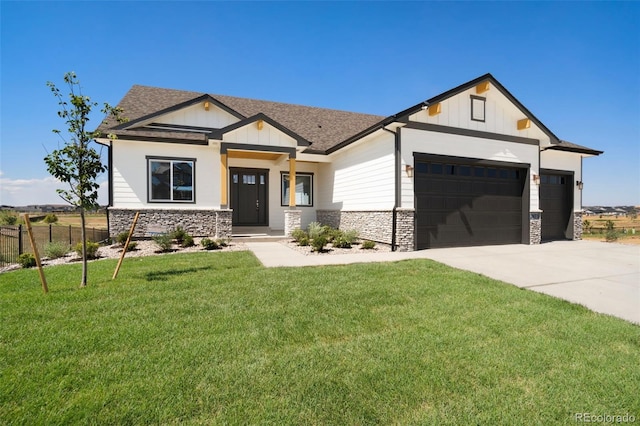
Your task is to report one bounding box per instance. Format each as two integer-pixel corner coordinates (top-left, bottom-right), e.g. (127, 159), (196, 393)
(1, 252), (638, 424)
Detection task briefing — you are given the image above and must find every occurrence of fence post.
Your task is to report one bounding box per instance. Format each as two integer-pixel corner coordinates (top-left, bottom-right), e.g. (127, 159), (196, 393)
(69, 225), (72, 246)
(18, 224), (23, 255)
(49, 224), (53, 243)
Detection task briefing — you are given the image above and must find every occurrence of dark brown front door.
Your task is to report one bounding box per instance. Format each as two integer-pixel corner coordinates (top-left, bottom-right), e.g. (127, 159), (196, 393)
(230, 168), (268, 226)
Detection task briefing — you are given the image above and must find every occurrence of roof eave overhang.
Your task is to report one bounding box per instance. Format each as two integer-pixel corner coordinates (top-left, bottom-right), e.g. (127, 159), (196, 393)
(395, 73), (562, 144)
(114, 94), (245, 131)
(542, 145), (603, 156)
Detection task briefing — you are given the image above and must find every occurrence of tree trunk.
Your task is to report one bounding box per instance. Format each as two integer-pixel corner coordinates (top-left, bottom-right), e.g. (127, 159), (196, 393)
(80, 207), (88, 288)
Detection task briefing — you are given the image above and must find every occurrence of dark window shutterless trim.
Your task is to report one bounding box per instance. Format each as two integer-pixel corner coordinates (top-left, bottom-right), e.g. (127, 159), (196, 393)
(470, 95), (486, 122)
(280, 172), (314, 207)
(146, 156), (197, 204)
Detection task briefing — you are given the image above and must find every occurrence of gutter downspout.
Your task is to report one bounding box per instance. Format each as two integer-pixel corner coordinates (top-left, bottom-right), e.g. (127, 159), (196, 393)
(382, 126), (401, 252)
(107, 140), (113, 237)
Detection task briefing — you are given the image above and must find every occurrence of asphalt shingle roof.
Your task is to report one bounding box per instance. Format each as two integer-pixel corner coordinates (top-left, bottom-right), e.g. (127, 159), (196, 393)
(100, 85), (385, 153)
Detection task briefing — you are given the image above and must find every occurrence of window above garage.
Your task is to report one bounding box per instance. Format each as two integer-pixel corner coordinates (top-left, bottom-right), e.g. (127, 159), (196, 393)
(470, 95), (486, 122)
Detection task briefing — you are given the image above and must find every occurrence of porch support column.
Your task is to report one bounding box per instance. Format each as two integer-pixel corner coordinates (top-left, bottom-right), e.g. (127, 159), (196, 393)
(289, 157), (296, 207)
(220, 152), (228, 208)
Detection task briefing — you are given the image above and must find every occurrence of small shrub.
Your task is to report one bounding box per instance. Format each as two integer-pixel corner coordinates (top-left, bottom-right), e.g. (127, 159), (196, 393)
(181, 234), (194, 248)
(216, 238), (229, 248)
(361, 240), (376, 250)
(583, 220), (592, 234)
(332, 229), (358, 249)
(605, 229), (618, 242)
(125, 242), (138, 252)
(42, 213), (58, 224)
(18, 253), (36, 268)
(152, 234), (173, 252)
(171, 226), (187, 244)
(291, 228), (308, 244)
(201, 238), (220, 250)
(43, 241), (69, 259)
(74, 241), (100, 259)
(605, 220), (615, 231)
(307, 222), (329, 240)
(310, 235), (328, 252)
(298, 236), (310, 246)
(0, 210), (18, 225)
(116, 231), (130, 245)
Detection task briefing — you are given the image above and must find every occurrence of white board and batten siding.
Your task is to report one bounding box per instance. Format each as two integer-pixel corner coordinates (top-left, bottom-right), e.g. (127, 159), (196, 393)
(401, 128), (541, 211)
(111, 140), (220, 209)
(319, 131), (396, 211)
(222, 121), (298, 149)
(154, 102), (239, 129)
(408, 85), (552, 146)
(541, 149), (583, 211)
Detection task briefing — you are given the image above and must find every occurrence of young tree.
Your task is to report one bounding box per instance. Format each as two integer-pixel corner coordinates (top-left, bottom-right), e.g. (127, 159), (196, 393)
(45, 72), (126, 287)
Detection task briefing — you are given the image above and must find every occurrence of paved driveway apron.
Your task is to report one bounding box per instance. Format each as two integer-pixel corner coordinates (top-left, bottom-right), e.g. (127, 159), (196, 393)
(419, 240), (640, 325)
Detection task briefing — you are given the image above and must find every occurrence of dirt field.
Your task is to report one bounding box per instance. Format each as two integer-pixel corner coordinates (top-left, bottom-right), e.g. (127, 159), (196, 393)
(582, 215), (640, 245)
(26, 212), (108, 229)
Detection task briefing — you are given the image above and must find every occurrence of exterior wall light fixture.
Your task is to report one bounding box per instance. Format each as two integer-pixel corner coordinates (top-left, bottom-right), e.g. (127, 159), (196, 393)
(405, 165), (414, 177)
(576, 181), (584, 190)
(533, 174), (540, 185)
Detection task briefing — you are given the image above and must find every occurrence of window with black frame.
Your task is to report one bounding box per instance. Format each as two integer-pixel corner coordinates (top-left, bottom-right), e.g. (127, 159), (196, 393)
(281, 173), (313, 206)
(148, 158), (195, 202)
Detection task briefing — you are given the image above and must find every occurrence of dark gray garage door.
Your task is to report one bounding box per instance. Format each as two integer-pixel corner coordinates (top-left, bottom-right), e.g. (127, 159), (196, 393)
(415, 157), (527, 249)
(540, 172), (572, 240)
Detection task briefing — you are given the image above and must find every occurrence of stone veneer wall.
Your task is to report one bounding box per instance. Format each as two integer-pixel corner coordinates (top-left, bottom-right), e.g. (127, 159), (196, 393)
(316, 209), (416, 251)
(284, 210), (301, 237)
(395, 208), (415, 252)
(529, 212), (541, 244)
(573, 211), (583, 240)
(108, 209), (232, 239)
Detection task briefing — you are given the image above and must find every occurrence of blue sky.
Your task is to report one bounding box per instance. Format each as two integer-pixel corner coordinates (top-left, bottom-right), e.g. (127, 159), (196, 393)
(1, 1), (638, 206)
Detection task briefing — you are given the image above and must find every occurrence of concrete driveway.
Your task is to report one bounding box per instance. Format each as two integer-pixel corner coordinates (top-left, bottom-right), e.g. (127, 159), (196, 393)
(418, 240), (640, 325)
(247, 240), (639, 325)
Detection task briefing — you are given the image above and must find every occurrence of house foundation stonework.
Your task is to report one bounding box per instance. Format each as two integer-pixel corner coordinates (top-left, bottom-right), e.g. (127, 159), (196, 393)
(284, 209), (302, 237)
(317, 209), (415, 251)
(573, 212), (583, 240)
(529, 212), (542, 244)
(108, 209), (232, 239)
(394, 208), (415, 252)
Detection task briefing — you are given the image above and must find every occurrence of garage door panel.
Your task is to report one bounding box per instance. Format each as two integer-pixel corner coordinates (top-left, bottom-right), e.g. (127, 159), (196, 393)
(416, 158), (526, 249)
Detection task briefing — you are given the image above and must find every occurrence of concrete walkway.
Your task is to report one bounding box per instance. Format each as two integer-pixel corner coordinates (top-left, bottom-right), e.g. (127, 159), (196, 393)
(245, 240), (640, 325)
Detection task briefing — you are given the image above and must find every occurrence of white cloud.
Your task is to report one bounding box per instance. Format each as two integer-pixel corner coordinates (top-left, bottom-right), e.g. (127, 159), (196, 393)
(0, 171), (109, 207)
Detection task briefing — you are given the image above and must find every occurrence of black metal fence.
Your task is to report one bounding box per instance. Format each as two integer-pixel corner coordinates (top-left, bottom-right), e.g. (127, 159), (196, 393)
(0, 225), (109, 267)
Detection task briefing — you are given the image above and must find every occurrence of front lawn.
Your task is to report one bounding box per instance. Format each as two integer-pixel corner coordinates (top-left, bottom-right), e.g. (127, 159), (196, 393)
(1, 252), (638, 424)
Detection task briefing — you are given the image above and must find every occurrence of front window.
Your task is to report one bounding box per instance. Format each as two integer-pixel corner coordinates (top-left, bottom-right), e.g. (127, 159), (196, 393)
(148, 158), (195, 202)
(281, 173), (313, 206)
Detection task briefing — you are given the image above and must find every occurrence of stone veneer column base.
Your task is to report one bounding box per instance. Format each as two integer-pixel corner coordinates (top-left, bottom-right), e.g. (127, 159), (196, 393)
(108, 208), (232, 239)
(573, 211), (583, 240)
(395, 208), (415, 252)
(317, 209), (416, 251)
(529, 212), (542, 244)
(284, 209), (302, 237)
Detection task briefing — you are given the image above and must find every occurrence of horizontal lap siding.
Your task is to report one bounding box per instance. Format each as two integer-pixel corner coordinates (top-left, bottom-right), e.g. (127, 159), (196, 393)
(321, 133), (395, 210)
(111, 140), (219, 209)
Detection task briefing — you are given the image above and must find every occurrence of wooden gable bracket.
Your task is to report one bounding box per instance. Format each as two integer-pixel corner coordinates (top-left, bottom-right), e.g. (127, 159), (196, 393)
(475, 81), (490, 94)
(257, 119), (264, 130)
(204, 101), (210, 111)
(428, 103), (441, 116)
(517, 118), (531, 131)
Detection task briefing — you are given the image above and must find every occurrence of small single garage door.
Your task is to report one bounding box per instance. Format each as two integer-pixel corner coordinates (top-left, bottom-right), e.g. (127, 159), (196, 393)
(540, 172), (572, 240)
(415, 157), (527, 249)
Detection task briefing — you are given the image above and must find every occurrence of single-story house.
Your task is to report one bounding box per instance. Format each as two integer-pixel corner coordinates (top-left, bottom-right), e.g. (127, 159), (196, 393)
(97, 73), (602, 251)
